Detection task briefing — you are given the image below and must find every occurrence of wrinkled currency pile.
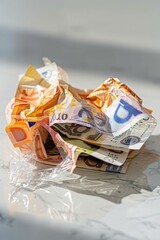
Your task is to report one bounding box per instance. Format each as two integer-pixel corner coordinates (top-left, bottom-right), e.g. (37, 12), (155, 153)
(5, 60), (157, 174)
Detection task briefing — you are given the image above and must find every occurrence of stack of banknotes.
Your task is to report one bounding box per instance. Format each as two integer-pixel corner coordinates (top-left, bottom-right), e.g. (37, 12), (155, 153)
(5, 60), (157, 174)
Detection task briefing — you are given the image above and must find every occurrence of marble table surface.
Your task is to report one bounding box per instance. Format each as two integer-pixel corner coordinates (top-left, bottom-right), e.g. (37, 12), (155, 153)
(0, 62), (160, 240)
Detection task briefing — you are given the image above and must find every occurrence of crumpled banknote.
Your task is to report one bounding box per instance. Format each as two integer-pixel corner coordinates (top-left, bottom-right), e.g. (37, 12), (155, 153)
(5, 59), (157, 174)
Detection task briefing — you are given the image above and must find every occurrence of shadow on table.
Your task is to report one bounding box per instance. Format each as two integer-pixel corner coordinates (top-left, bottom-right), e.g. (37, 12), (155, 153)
(61, 135), (160, 203)
(1, 27), (160, 83)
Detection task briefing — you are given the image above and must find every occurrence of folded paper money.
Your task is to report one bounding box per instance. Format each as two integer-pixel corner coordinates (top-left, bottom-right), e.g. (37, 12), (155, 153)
(5, 60), (157, 174)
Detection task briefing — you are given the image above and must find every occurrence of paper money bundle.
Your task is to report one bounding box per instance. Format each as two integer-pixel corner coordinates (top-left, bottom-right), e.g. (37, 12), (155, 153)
(6, 60), (157, 174)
